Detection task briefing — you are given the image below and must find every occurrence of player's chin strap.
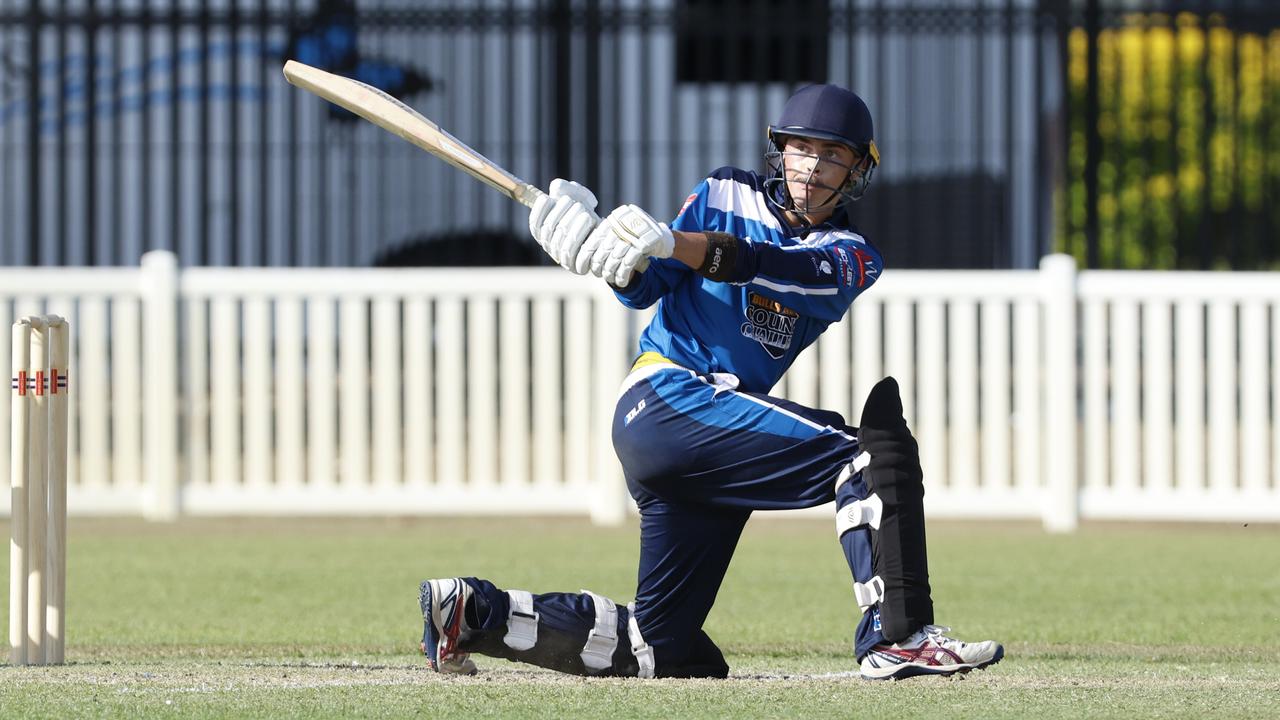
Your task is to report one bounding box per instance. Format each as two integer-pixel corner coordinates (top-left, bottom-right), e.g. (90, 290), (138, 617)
(834, 451), (886, 612)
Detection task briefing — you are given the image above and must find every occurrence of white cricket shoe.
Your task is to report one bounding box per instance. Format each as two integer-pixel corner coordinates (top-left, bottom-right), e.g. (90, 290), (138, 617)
(419, 578), (478, 674)
(860, 625), (1003, 680)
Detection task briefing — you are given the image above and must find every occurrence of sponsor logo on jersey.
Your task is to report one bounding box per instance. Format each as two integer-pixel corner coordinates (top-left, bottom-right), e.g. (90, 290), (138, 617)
(808, 255), (834, 278)
(835, 247), (855, 287)
(677, 193), (698, 219)
(741, 292), (798, 360)
(853, 248), (879, 288)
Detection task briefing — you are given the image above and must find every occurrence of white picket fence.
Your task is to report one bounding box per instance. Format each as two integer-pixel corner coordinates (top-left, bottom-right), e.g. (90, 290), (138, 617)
(3, 251), (1278, 530)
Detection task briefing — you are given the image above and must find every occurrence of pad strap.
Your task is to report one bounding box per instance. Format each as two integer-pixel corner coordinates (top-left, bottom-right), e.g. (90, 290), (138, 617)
(580, 591), (619, 672)
(835, 494), (884, 536)
(853, 575), (886, 613)
(626, 602), (656, 679)
(834, 451), (872, 495)
(503, 590), (539, 651)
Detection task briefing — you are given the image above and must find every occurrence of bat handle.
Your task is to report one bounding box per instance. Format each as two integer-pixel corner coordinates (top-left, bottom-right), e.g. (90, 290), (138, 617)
(514, 183), (546, 209)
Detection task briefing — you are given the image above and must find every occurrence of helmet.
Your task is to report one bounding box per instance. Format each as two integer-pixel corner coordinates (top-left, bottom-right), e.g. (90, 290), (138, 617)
(765, 84), (880, 215)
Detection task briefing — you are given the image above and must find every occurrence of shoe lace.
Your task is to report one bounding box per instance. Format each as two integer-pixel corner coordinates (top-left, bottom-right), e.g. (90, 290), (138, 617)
(919, 625), (965, 649)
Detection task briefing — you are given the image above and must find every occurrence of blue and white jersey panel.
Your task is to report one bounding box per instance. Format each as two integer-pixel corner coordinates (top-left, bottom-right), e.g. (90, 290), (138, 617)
(613, 166), (884, 393)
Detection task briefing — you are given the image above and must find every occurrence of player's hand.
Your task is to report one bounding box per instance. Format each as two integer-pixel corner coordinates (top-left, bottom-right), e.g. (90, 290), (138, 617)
(603, 204), (675, 259)
(528, 179), (600, 273)
(575, 218), (642, 287)
(575, 204), (672, 287)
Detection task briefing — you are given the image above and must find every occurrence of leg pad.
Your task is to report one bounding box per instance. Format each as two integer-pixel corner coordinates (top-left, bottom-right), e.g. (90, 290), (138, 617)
(855, 377), (934, 643)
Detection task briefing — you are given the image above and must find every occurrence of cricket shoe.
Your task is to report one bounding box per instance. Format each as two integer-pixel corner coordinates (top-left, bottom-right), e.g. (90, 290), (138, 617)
(860, 625), (1003, 680)
(419, 578), (478, 674)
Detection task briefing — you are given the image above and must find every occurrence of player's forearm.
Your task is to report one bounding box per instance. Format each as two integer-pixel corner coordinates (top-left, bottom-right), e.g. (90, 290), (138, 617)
(671, 230), (709, 269)
(670, 230), (744, 282)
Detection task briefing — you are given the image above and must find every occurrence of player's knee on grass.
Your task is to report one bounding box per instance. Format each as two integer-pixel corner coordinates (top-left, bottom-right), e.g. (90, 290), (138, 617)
(653, 630), (730, 679)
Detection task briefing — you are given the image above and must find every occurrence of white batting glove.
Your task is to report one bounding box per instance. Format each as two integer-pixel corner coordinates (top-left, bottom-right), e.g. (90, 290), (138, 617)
(527, 179), (600, 273)
(606, 204), (675, 259)
(576, 219), (644, 287)
(575, 204), (673, 286)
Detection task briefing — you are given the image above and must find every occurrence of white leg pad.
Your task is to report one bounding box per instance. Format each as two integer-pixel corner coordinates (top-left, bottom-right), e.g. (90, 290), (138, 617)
(853, 575), (885, 613)
(504, 589), (538, 651)
(579, 590), (619, 672)
(835, 493), (884, 536)
(626, 602), (655, 679)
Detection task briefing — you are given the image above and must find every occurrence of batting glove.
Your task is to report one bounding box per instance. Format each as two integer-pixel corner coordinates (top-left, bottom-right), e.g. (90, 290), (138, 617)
(527, 179), (600, 273)
(607, 204), (675, 259)
(575, 219), (637, 287)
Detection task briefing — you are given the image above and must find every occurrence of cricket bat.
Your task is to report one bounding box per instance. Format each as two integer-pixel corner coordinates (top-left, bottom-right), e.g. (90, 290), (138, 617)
(282, 59), (545, 209)
(283, 60), (651, 273)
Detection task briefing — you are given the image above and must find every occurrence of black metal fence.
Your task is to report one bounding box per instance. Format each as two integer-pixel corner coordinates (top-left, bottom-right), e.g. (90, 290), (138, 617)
(14, 1), (1270, 271)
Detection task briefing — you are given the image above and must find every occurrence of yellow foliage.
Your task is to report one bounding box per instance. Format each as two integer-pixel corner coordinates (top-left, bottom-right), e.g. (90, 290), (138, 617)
(1062, 12), (1279, 268)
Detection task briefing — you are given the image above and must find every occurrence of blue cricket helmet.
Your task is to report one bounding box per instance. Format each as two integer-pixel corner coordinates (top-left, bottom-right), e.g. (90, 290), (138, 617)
(765, 84), (880, 210)
(768, 84), (878, 161)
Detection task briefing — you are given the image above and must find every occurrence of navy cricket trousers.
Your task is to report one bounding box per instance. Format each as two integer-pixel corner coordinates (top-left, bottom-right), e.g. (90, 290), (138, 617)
(459, 358), (887, 677)
(612, 359), (886, 668)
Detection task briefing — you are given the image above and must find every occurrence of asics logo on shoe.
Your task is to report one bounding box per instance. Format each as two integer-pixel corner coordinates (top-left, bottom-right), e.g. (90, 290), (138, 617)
(873, 645), (962, 666)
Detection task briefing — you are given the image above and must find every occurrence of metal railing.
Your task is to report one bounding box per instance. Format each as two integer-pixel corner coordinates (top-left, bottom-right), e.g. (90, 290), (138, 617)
(1, 0), (1060, 270)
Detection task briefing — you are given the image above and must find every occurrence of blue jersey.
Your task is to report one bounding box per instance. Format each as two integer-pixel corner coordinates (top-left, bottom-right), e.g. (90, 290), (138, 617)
(613, 166), (884, 393)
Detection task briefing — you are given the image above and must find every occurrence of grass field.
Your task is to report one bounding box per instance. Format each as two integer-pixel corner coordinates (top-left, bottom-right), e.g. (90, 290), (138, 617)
(1, 516), (1278, 718)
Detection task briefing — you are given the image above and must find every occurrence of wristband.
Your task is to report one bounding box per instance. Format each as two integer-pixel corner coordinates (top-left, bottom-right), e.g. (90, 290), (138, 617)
(697, 232), (739, 282)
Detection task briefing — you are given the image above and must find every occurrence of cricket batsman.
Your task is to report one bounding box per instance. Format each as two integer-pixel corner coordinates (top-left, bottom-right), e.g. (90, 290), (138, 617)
(418, 84), (1005, 680)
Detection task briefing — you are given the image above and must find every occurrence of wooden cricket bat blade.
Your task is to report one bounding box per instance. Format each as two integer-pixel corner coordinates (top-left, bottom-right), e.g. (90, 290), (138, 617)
(282, 59), (544, 208)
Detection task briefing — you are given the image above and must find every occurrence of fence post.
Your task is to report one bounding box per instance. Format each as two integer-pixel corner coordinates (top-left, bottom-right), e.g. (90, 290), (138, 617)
(1041, 254), (1078, 532)
(141, 250), (180, 521)
(590, 288), (629, 526)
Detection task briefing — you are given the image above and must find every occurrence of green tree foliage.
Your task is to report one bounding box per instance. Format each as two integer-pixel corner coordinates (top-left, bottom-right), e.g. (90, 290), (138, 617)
(1062, 13), (1280, 269)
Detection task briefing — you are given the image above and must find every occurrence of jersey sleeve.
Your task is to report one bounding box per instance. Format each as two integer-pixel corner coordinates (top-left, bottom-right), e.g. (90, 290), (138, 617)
(611, 257), (690, 309)
(732, 235), (883, 322)
(610, 179), (707, 309)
